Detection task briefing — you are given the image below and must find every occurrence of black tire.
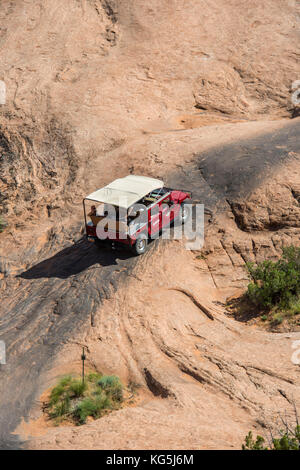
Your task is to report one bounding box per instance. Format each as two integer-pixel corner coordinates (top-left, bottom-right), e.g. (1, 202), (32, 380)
(131, 233), (148, 255)
(177, 201), (192, 225)
(95, 238), (103, 248)
(95, 238), (109, 250)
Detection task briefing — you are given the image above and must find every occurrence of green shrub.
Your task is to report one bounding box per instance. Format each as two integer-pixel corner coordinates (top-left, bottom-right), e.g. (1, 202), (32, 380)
(243, 407), (300, 450)
(98, 375), (123, 402)
(272, 312), (283, 325)
(246, 246), (300, 310)
(49, 396), (71, 419)
(69, 379), (87, 397)
(49, 375), (73, 406)
(49, 376), (86, 405)
(87, 372), (102, 383)
(47, 373), (124, 426)
(49, 384), (65, 406)
(288, 298), (300, 316)
(0, 216), (7, 233)
(242, 431), (268, 450)
(243, 426), (300, 450)
(72, 395), (112, 425)
(272, 431), (300, 450)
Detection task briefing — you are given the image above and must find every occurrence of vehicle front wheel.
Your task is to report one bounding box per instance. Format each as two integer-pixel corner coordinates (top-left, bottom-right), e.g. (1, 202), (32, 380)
(131, 233), (148, 255)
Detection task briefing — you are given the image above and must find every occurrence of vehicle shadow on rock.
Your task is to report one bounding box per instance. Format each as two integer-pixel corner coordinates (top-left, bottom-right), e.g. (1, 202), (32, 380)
(19, 238), (133, 280)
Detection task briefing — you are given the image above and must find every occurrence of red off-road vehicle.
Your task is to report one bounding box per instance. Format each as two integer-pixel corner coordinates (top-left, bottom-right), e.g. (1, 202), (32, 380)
(83, 175), (192, 255)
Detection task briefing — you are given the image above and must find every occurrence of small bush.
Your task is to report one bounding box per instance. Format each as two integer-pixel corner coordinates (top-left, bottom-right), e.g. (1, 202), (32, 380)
(46, 372), (124, 426)
(49, 376), (72, 406)
(69, 379), (87, 398)
(98, 375), (120, 388)
(0, 216), (7, 233)
(242, 431), (268, 450)
(272, 313), (283, 325)
(72, 395), (112, 425)
(49, 376), (86, 405)
(246, 246), (300, 314)
(98, 375), (123, 402)
(49, 396), (71, 419)
(243, 407), (300, 450)
(243, 427), (300, 450)
(87, 372), (102, 383)
(288, 298), (300, 316)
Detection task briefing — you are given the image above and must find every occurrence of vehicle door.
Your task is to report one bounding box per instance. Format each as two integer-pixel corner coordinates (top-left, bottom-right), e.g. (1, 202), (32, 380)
(160, 194), (176, 229)
(149, 201), (160, 237)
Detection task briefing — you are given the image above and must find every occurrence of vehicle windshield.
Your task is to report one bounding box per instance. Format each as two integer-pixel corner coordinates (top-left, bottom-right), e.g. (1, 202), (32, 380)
(138, 187), (170, 207)
(149, 187), (169, 197)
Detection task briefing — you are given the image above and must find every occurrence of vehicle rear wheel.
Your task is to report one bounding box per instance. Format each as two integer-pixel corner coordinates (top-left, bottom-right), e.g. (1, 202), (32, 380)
(95, 238), (108, 249)
(131, 233), (148, 255)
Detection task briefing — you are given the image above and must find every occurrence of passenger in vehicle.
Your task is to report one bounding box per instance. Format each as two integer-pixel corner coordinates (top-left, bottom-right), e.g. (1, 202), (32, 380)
(88, 205), (97, 218)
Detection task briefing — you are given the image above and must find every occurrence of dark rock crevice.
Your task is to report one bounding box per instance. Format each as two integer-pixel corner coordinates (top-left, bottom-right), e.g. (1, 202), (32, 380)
(144, 368), (172, 399)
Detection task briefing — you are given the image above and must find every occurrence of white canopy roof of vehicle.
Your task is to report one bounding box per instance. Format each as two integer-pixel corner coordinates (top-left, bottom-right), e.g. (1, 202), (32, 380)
(85, 175), (164, 209)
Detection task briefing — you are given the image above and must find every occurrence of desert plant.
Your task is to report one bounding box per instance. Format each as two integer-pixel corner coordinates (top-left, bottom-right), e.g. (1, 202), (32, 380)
(69, 379), (87, 397)
(242, 431), (268, 450)
(98, 375), (123, 402)
(87, 372), (102, 383)
(49, 396), (71, 419)
(72, 395), (112, 425)
(271, 312), (283, 325)
(246, 246), (300, 310)
(243, 406), (300, 450)
(49, 375), (86, 405)
(0, 216), (7, 233)
(288, 298), (300, 316)
(46, 372), (124, 426)
(243, 428), (300, 450)
(49, 375), (73, 406)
